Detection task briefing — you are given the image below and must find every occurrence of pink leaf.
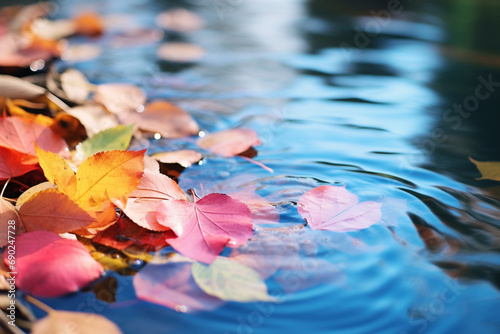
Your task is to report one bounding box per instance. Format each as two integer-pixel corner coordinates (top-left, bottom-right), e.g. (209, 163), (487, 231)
(156, 193), (253, 264)
(134, 261), (223, 313)
(197, 128), (261, 157)
(5, 231), (103, 297)
(116, 169), (187, 231)
(297, 185), (381, 232)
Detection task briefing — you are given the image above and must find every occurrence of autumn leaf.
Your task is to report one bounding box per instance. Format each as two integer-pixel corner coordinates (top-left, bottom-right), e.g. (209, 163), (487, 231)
(156, 43), (205, 62)
(134, 260), (223, 313)
(73, 149), (145, 210)
(192, 257), (274, 302)
(0, 116), (68, 156)
(79, 124), (134, 158)
(5, 231), (103, 297)
(15, 181), (55, 207)
(119, 100), (199, 138)
(470, 157), (500, 181)
(35, 143), (76, 196)
(117, 169), (187, 231)
(155, 8), (205, 32)
(18, 189), (95, 233)
(297, 185), (381, 232)
(94, 83), (146, 115)
(0, 146), (39, 180)
(156, 192), (253, 264)
(0, 198), (25, 247)
(197, 128), (262, 157)
(152, 149), (202, 168)
(31, 310), (122, 334)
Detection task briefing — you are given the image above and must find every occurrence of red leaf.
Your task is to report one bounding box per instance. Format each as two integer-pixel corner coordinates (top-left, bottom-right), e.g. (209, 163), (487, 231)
(197, 128), (261, 157)
(4, 231), (103, 297)
(134, 261), (223, 313)
(0, 116), (68, 156)
(0, 146), (39, 180)
(156, 193), (253, 264)
(297, 185), (381, 232)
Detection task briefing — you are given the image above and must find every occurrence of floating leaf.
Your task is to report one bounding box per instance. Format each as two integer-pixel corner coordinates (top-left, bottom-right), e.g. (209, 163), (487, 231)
(157, 43), (205, 62)
(94, 83), (146, 115)
(119, 100), (199, 139)
(297, 185), (381, 232)
(5, 231), (103, 297)
(79, 124), (134, 158)
(197, 128), (262, 157)
(470, 157), (500, 181)
(134, 260), (224, 313)
(72, 12), (104, 36)
(73, 150), (145, 210)
(31, 311), (122, 334)
(118, 169), (187, 231)
(18, 189), (94, 233)
(192, 257), (274, 302)
(157, 193), (253, 264)
(155, 8), (205, 32)
(152, 150), (202, 168)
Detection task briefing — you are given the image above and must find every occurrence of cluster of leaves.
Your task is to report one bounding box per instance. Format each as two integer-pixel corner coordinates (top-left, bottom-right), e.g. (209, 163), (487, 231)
(0, 3), (386, 332)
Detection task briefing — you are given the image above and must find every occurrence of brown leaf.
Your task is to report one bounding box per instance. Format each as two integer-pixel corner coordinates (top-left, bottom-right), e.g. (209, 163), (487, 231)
(94, 83), (146, 115)
(31, 311), (122, 334)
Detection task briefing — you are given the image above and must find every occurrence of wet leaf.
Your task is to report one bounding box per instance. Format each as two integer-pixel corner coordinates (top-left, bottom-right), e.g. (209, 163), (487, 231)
(155, 8), (204, 32)
(152, 150), (202, 168)
(470, 157), (500, 181)
(134, 260), (224, 313)
(18, 188), (94, 233)
(117, 169), (187, 231)
(157, 193), (253, 264)
(119, 100), (199, 139)
(157, 43), (205, 62)
(73, 149), (145, 210)
(79, 124), (134, 158)
(192, 257), (274, 302)
(31, 310), (122, 334)
(197, 128), (262, 157)
(5, 231), (103, 297)
(297, 185), (381, 232)
(94, 83), (146, 115)
(0, 146), (39, 180)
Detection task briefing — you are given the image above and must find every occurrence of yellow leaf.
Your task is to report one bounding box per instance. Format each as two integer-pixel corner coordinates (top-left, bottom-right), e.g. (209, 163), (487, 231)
(73, 150), (145, 210)
(470, 157), (500, 181)
(35, 143), (77, 196)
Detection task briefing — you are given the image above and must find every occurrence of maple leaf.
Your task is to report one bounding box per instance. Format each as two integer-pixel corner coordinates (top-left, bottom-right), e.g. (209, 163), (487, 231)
(156, 192), (253, 264)
(297, 185), (381, 232)
(5, 231), (103, 297)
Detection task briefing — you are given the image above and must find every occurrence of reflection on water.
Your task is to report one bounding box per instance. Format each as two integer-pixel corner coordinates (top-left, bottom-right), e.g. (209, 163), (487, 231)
(24, 0), (500, 332)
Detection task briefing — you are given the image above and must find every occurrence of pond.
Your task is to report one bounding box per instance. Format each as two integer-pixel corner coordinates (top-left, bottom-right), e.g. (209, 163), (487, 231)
(12, 0), (500, 333)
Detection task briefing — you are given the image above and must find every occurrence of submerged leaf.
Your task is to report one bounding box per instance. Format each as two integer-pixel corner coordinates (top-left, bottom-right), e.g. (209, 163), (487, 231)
(192, 257), (274, 302)
(470, 157), (500, 181)
(297, 185), (381, 232)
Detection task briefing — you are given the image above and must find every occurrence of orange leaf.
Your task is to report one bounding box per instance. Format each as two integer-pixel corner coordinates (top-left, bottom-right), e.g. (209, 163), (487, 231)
(34, 143), (76, 196)
(73, 150), (145, 210)
(18, 189), (95, 234)
(0, 146), (39, 180)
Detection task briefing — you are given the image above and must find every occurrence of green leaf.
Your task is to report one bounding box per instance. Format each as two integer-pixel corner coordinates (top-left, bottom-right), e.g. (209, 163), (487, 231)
(470, 157), (500, 181)
(79, 124), (134, 158)
(192, 257), (274, 302)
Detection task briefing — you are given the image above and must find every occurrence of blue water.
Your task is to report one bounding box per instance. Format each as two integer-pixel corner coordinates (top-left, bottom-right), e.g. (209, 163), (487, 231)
(27, 0), (500, 333)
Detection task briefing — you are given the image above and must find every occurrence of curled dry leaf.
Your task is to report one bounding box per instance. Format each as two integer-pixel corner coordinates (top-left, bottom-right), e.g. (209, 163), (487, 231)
(156, 43), (205, 62)
(119, 100), (199, 139)
(134, 261), (224, 313)
(47, 68), (90, 104)
(31, 311), (122, 334)
(297, 185), (382, 232)
(197, 128), (262, 157)
(155, 8), (205, 32)
(4, 231), (103, 297)
(94, 83), (146, 115)
(65, 104), (119, 137)
(0, 75), (45, 100)
(157, 192), (253, 264)
(152, 150), (202, 168)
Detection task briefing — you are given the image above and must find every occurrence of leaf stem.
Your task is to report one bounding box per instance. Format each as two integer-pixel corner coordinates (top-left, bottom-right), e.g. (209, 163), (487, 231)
(9, 179), (30, 189)
(24, 295), (54, 314)
(0, 178), (9, 198)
